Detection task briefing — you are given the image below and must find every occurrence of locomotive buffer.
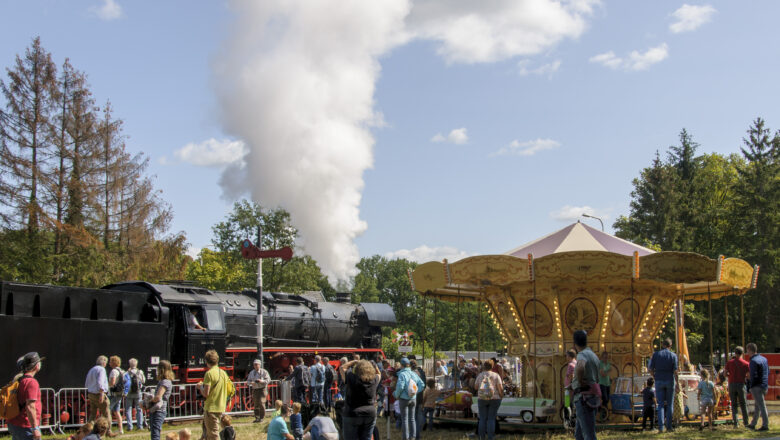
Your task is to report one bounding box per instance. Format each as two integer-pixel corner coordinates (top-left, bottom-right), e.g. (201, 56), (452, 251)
(241, 230), (293, 365)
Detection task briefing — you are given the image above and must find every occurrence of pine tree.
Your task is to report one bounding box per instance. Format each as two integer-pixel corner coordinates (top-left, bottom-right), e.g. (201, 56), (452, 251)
(0, 37), (58, 234)
(733, 118), (780, 350)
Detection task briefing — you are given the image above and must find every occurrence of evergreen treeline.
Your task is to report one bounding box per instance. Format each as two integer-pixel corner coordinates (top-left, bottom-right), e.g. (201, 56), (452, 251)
(614, 123), (780, 358)
(0, 37), (188, 286)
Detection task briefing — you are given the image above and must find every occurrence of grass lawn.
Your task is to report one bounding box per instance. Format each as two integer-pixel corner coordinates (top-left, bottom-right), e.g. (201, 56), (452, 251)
(44, 414), (780, 440)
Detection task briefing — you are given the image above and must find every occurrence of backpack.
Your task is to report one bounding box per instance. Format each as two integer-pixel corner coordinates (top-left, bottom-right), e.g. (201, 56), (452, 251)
(110, 368), (124, 394)
(0, 378), (22, 421)
(478, 374), (495, 400)
(406, 373), (419, 397)
(222, 370), (236, 408)
(129, 371), (141, 394)
(314, 365), (324, 384)
(301, 366), (311, 387)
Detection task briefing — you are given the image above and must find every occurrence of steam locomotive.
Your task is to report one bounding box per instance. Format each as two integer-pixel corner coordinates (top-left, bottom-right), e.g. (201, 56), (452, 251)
(0, 280), (395, 388)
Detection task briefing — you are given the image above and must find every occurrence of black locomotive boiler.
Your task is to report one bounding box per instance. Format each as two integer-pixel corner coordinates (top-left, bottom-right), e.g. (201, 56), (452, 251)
(0, 280), (395, 388)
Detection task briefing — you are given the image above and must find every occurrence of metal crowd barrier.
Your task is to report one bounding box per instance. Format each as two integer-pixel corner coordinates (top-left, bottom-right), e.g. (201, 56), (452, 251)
(0, 388), (58, 435)
(1, 379), (339, 434)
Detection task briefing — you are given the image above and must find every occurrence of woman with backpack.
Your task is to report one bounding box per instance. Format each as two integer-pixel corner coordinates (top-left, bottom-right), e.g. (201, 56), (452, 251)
(393, 358), (425, 440)
(475, 360), (504, 440)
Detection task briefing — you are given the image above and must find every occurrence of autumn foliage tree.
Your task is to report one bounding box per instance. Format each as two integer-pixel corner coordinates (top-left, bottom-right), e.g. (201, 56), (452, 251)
(0, 37), (187, 286)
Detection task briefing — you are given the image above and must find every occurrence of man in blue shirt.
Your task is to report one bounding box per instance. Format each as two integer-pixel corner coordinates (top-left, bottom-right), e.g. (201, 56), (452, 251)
(648, 338), (677, 433)
(309, 355), (326, 405)
(85, 355), (114, 435)
(745, 343), (769, 431)
(267, 403), (294, 440)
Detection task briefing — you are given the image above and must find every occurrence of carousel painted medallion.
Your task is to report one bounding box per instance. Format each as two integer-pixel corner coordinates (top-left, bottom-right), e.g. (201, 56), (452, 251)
(565, 298), (598, 333)
(523, 299), (553, 337)
(611, 298), (640, 336)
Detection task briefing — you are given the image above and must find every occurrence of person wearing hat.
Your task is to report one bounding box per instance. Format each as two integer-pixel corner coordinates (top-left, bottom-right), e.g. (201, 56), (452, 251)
(393, 357), (425, 440)
(8, 352), (44, 440)
(246, 358), (271, 422)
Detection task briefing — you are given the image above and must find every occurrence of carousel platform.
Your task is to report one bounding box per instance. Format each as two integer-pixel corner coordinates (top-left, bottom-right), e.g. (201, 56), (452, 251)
(433, 412), (733, 432)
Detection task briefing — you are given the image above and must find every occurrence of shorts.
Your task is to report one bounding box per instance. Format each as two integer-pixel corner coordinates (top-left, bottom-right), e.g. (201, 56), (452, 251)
(110, 395), (123, 412)
(700, 398), (714, 409)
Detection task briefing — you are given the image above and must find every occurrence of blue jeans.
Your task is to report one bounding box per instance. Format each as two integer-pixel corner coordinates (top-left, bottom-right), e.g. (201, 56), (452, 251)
(574, 398), (597, 440)
(311, 385), (324, 404)
(477, 399), (501, 440)
(149, 410), (166, 440)
(399, 398), (416, 440)
(342, 414), (376, 440)
(310, 424), (321, 440)
(749, 386), (769, 429)
(109, 394), (123, 412)
(655, 380), (674, 431)
(323, 385), (333, 409)
(423, 407), (434, 430)
(125, 395), (144, 430)
(7, 424), (35, 440)
(729, 383), (748, 427)
(415, 403), (424, 439)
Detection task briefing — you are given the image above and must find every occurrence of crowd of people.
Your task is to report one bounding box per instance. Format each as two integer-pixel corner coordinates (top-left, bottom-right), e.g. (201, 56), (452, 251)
(565, 332), (771, 440)
(5, 338), (771, 440)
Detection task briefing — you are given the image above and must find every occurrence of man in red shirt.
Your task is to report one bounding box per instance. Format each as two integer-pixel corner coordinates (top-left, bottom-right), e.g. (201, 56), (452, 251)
(725, 346), (750, 428)
(8, 352), (44, 440)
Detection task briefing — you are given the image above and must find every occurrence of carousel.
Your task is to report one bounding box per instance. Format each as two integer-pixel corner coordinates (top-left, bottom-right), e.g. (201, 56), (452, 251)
(408, 221), (758, 426)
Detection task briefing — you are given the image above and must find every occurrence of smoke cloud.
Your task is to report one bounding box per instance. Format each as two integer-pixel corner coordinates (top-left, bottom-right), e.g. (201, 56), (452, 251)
(213, 1), (411, 281)
(214, 0), (597, 281)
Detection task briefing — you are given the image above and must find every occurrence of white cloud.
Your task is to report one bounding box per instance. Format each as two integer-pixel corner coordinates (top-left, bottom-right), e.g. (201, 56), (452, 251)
(385, 245), (471, 263)
(90, 0), (122, 21)
(406, 0), (600, 64)
(550, 205), (609, 222)
(491, 138), (560, 157)
(431, 127), (469, 145)
(518, 59), (562, 77)
(173, 138), (247, 168)
(589, 43), (669, 71)
(669, 4), (716, 33)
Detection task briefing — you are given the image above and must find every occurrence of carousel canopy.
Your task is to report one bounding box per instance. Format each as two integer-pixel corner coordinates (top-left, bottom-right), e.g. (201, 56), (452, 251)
(408, 223), (758, 358)
(506, 221), (655, 258)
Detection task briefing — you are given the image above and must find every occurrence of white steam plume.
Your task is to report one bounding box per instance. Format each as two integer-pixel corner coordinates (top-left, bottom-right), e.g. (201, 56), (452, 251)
(213, 0), (596, 282)
(213, 1), (411, 281)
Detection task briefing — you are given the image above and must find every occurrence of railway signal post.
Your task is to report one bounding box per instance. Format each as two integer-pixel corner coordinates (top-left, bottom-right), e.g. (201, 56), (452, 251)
(241, 230), (293, 365)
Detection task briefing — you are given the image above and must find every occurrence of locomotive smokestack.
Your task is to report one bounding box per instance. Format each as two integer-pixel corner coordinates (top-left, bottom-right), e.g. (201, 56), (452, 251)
(335, 292), (351, 304)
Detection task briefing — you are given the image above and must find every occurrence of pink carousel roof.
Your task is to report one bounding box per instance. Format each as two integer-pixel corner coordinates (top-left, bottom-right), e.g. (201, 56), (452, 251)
(505, 221), (655, 258)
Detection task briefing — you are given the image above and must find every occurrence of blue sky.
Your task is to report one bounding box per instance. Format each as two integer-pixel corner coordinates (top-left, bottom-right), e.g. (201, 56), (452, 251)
(2, 1), (779, 281)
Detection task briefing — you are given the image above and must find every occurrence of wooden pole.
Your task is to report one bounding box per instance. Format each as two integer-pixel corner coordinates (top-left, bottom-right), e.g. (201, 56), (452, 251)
(455, 288), (461, 394)
(478, 291), (483, 363)
(740, 294), (745, 348)
(533, 280), (537, 417)
(433, 298), (438, 381)
(724, 296), (730, 359)
(630, 278), (635, 424)
(422, 294), (426, 376)
(708, 285), (714, 367)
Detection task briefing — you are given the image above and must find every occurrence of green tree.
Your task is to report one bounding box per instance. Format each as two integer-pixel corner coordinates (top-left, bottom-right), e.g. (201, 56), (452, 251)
(731, 118), (780, 350)
(352, 255), (503, 354)
(187, 200), (332, 293)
